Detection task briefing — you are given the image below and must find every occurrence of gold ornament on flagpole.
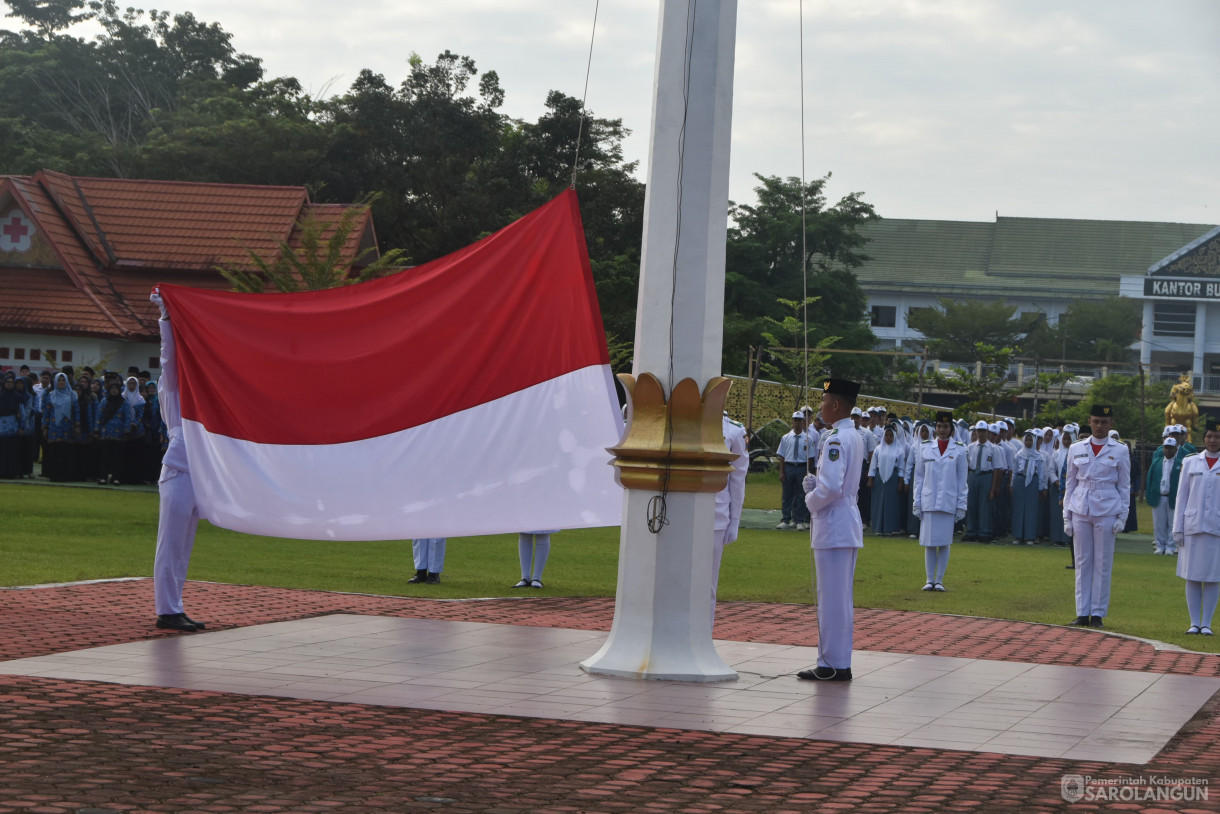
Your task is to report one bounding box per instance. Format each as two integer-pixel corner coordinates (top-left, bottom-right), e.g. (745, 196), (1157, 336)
(609, 373), (735, 493)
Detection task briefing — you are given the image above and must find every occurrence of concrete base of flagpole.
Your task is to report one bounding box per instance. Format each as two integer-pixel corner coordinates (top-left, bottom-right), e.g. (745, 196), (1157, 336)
(580, 490), (737, 682)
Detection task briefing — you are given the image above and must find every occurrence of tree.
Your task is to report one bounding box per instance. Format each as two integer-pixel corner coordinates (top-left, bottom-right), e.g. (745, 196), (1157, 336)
(315, 51), (508, 263)
(907, 299), (1041, 362)
(0, 0), (266, 177)
(492, 91), (645, 343)
(4, 0), (92, 34)
(218, 197), (408, 293)
(923, 343), (1021, 416)
(724, 173), (880, 379)
(1058, 375), (1173, 449)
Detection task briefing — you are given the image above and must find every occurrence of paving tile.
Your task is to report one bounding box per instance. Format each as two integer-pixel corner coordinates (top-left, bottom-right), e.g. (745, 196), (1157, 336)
(8, 610), (1208, 765)
(2, 578), (1220, 813)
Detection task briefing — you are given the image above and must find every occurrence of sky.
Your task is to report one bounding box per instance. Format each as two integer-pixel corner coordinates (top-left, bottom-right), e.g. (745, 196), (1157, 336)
(64, 0), (1220, 225)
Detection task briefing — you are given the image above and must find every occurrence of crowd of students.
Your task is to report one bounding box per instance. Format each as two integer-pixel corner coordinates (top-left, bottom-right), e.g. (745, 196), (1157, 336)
(776, 405), (1168, 550)
(0, 365), (166, 485)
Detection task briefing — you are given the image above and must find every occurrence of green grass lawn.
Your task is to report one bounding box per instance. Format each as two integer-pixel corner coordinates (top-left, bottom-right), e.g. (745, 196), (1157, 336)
(0, 481), (1212, 653)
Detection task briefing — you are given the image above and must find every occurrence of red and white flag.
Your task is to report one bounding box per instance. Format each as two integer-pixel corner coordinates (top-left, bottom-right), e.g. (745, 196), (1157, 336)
(157, 190), (624, 540)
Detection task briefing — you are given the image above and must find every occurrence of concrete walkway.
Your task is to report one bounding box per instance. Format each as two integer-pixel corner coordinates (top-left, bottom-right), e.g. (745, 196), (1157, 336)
(1, 581), (1217, 813)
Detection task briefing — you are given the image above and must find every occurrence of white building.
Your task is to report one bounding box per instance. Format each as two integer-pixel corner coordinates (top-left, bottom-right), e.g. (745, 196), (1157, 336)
(853, 215), (1220, 390)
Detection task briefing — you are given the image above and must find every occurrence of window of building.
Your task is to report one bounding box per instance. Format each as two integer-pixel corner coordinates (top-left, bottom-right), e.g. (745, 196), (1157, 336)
(1153, 302), (1195, 338)
(871, 305), (897, 328)
(14, 348), (25, 360)
(61, 350), (73, 362)
(0, 347), (8, 359)
(29, 349), (40, 361)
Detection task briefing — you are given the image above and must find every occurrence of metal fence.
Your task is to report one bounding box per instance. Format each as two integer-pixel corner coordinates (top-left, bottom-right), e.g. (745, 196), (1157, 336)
(925, 360), (1220, 394)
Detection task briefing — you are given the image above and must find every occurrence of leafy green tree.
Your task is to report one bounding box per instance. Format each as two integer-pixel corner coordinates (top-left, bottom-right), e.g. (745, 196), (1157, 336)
(1064, 375), (1174, 448)
(724, 173), (880, 379)
(4, 0), (92, 34)
(757, 297), (836, 412)
(315, 52), (507, 262)
(1023, 297), (1142, 363)
(0, 0), (266, 176)
(907, 299), (1041, 362)
(491, 90), (645, 341)
(924, 343), (1021, 416)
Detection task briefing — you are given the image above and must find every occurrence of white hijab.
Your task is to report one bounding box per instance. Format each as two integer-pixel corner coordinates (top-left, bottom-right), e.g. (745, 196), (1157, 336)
(874, 425), (904, 482)
(1014, 431), (1041, 486)
(123, 376), (145, 411)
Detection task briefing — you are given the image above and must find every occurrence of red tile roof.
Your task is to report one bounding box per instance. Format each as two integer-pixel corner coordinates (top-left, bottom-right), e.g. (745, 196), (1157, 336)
(0, 172), (378, 341)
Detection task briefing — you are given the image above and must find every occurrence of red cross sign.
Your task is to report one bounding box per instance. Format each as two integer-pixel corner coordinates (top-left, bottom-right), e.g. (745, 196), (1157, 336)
(0, 211), (34, 253)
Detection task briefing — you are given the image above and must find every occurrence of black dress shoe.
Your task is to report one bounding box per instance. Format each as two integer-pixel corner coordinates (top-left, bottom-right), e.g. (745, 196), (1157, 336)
(797, 666), (852, 681)
(1089, 616), (1104, 628)
(407, 569), (428, 584)
(1065, 563), (1075, 569)
(156, 613), (198, 632)
(1068, 616), (1090, 627)
(425, 572), (441, 584)
(183, 615), (206, 630)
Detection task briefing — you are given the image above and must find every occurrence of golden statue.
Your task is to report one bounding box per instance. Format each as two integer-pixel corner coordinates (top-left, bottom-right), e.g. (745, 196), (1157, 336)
(1165, 373), (1199, 434)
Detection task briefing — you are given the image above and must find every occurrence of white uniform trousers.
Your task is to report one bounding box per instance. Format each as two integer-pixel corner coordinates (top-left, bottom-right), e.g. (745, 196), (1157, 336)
(412, 538), (446, 573)
(711, 527), (730, 627)
(1071, 514), (1115, 618)
(814, 547), (858, 669)
(1152, 499), (1174, 553)
(154, 468), (199, 616)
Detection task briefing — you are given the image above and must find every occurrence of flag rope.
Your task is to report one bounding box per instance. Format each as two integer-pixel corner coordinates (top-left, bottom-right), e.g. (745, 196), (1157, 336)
(570, 0), (602, 189)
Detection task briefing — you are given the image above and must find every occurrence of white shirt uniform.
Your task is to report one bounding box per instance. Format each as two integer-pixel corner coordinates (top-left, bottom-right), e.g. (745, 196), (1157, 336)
(153, 313), (199, 617)
(856, 425), (878, 457)
(777, 429), (814, 465)
(1173, 451), (1220, 582)
(806, 419), (864, 550)
(912, 438), (969, 520)
(967, 440), (998, 472)
(804, 416), (864, 670)
(711, 415), (749, 625)
(714, 415), (749, 538)
(1063, 435), (1132, 619)
(1064, 437), (1131, 524)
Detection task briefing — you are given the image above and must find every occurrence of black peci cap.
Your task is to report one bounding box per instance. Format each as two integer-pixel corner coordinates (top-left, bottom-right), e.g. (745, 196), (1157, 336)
(822, 378), (861, 403)
(935, 411), (953, 423)
(1090, 404), (1113, 418)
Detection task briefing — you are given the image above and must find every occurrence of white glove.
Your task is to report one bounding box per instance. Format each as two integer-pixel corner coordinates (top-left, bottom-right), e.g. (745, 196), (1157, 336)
(150, 288), (168, 320)
(955, 509), (965, 522)
(1113, 519), (1125, 535)
(802, 474), (817, 493)
(912, 506), (922, 519)
(1063, 522), (1074, 538)
(1173, 532), (1184, 546)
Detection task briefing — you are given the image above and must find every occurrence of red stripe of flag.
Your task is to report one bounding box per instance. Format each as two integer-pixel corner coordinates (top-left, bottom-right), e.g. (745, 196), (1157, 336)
(158, 190), (609, 445)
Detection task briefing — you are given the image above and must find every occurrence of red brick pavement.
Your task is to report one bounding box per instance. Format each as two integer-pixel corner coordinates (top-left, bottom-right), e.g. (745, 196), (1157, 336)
(0, 580), (1217, 813)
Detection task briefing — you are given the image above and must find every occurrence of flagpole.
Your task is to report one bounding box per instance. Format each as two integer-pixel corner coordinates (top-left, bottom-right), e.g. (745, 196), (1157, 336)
(581, 0), (738, 682)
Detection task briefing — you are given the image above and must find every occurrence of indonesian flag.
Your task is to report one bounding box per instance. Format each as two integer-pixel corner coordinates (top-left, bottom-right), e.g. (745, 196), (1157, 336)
(157, 190), (624, 540)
